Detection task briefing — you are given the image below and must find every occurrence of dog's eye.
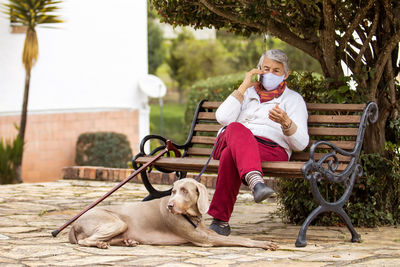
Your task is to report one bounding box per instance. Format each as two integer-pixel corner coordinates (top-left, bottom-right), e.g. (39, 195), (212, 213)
(172, 189), (176, 195)
(180, 188), (188, 195)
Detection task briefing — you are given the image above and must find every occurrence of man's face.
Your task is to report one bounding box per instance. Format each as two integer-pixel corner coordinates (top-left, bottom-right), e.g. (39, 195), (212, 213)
(261, 57), (289, 80)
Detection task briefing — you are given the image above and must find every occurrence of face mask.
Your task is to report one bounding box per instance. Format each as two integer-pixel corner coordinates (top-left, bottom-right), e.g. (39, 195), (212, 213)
(260, 73), (285, 91)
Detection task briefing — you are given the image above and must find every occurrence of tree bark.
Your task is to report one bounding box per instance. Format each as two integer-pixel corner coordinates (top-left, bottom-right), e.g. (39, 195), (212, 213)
(14, 68), (31, 183)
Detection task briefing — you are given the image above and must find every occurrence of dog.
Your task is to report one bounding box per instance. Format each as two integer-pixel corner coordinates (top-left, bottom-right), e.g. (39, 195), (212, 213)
(68, 178), (278, 250)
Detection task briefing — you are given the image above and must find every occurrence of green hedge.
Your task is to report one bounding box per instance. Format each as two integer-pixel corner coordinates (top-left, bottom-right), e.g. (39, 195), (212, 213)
(185, 72), (245, 126)
(186, 71), (400, 227)
(75, 132), (132, 168)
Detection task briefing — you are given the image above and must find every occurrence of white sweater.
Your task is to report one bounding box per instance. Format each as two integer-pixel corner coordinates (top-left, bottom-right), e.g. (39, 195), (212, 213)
(215, 86), (309, 158)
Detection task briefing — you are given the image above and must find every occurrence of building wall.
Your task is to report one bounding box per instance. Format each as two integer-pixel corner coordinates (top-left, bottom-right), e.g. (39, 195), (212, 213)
(0, 110), (140, 182)
(0, 0), (149, 182)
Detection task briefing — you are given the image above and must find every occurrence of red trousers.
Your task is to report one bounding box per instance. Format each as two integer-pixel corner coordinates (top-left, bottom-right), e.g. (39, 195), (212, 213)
(208, 122), (289, 222)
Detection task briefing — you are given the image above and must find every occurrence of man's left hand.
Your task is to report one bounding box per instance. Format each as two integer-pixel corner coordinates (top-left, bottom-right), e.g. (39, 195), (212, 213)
(268, 104), (291, 128)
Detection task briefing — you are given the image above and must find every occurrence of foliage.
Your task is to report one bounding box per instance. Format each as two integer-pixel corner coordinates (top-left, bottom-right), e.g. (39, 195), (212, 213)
(1, 0), (63, 72)
(75, 132), (132, 168)
(151, 0), (400, 155)
(148, 3), (165, 74)
(150, 103), (186, 149)
(165, 30), (234, 102)
(0, 135), (23, 185)
(216, 30), (265, 72)
(185, 71), (245, 126)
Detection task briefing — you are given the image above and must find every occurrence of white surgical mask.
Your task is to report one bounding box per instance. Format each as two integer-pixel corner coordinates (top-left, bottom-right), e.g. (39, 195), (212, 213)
(260, 73), (285, 91)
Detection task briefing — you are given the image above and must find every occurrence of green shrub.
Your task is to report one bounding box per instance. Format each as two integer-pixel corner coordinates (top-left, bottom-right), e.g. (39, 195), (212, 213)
(185, 71), (245, 126)
(75, 132), (132, 168)
(0, 135), (23, 184)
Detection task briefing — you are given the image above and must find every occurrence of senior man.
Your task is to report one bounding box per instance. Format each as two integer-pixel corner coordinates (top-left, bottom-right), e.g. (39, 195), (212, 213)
(208, 49), (310, 236)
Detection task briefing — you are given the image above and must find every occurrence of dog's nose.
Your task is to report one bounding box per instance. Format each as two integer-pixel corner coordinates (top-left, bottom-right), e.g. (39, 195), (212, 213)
(167, 202), (174, 211)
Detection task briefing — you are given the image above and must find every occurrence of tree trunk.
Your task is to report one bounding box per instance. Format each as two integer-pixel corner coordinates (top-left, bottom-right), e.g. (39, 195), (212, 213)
(14, 68), (31, 183)
(363, 92), (391, 155)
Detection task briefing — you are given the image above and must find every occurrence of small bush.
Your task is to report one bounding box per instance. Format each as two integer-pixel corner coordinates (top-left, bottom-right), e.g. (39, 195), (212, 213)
(75, 132), (132, 168)
(0, 135), (23, 184)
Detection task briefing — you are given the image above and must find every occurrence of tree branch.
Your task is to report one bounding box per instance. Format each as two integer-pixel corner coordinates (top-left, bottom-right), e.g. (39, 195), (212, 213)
(370, 30), (400, 99)
(321, 0), (340, 77)
(338, 0), (375, 53)
(382, 0), (395, 25)
(199, 0), (262, 31)
(355, 26), (374, 63)
(199, 0), (317, 58)
(354, 9), (379, 73)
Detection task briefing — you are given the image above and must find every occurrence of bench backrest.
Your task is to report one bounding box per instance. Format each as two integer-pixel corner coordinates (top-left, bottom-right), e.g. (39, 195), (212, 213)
(184, 101), (366, 164)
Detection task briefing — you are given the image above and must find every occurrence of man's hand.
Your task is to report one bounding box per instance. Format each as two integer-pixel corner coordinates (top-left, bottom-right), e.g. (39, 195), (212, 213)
(268, 104), (292, 128)
(238, 69), (265, 95)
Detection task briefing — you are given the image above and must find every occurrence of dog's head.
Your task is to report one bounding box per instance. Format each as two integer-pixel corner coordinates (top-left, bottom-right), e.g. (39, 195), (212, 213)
(167, 178), (209, 217)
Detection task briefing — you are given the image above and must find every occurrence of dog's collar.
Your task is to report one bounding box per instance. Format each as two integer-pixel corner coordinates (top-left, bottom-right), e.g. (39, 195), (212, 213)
(182, 214), (201, 228)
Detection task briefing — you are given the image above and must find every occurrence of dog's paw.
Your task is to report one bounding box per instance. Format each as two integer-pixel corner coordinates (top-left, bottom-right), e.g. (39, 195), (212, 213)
(124, 239), (139, 247)
(263, 242), (278, 251)
(96, 241), (110, 249)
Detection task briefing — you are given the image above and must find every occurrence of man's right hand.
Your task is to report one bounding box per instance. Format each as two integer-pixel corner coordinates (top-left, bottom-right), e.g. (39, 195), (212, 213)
(238, 69), (265, 95)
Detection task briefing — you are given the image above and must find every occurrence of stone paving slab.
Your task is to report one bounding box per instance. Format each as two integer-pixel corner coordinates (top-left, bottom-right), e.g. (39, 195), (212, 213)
(0, 180), (399, 266)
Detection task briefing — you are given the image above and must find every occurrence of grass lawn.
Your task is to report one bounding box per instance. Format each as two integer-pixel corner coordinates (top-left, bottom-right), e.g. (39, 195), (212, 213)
(149, 102), (188, 146)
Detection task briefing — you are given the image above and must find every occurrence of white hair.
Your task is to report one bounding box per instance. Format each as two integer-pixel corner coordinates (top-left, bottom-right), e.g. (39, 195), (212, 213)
(257, 49), (289, 74)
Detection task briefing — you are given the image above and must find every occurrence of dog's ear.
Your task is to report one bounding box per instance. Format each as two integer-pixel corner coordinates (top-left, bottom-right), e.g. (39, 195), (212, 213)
(196, 182), (209, 215)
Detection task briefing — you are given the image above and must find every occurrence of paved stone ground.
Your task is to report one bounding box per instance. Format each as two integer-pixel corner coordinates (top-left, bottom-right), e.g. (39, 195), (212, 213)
(1, 180), (399, 267)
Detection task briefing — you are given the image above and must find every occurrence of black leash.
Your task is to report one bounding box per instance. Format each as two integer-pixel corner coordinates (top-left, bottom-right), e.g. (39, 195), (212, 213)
(182, 214), (200, 228)
(193, 126), (227, 181)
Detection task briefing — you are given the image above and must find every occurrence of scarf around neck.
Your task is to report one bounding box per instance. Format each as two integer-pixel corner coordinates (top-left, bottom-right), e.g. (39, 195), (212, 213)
(255, 81), (286, 103)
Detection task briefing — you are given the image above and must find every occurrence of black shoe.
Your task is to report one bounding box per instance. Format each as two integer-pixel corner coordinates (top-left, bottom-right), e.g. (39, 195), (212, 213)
(253, 182), (275, 203)
(209, 218), (231, 236)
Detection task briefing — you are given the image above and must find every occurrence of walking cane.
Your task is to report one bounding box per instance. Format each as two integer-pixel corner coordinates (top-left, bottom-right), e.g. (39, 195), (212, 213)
(51, 140), (180, 237)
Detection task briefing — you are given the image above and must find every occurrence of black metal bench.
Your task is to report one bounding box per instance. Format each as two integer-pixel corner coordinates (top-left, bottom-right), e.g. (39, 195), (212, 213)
(133, 100), (378, 247)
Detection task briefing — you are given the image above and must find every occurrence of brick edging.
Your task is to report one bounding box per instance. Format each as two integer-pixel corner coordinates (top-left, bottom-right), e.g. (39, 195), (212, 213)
(62, 166), (220, 189)
(62, 166), (277, 191)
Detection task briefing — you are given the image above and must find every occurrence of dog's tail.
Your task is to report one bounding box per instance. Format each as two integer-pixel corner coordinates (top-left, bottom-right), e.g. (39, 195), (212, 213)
(68, 226), (78, 244)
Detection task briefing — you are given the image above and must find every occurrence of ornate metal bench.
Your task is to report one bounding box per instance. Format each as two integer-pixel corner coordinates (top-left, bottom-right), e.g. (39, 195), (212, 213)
(133, 100), (378, 247)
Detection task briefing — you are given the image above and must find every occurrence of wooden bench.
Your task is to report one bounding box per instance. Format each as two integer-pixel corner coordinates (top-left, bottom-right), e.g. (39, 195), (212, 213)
(133, 100), (378, 247)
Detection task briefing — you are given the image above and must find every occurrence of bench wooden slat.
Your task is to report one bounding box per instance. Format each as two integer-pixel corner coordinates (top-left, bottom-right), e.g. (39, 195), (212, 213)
(308, 127), (358, 136)
(201, 102), (366, 112)
(191, 136), (217, 145)
(187, 147), (351, 162)
(306, 103), (366, 111)
(194, 124), (359, 136)
(308, 115), (361, 124)
(198, 112), (216, 120)
(201, 102), (221, 109)
(309, 140), (355, 150)
(191, 136), (356, 150)
(198, 113), (361, 124)
(134, 156), (348, 178)
(194, 124), (222, 132)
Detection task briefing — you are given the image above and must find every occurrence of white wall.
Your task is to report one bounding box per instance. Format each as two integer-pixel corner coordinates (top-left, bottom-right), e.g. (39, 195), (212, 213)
(0, 0), (148, 114)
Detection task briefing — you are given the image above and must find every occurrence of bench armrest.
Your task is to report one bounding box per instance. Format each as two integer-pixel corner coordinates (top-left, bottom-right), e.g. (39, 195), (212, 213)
(132, 134), (188, 172)
(302, 101), (379, 184)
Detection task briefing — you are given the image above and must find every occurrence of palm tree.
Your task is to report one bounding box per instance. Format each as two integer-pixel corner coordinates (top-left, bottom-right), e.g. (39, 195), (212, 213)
(1, 0), (63, 183)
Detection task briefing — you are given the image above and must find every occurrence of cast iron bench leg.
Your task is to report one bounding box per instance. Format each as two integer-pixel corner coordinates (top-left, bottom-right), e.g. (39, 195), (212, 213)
(296, 168), (362, 247)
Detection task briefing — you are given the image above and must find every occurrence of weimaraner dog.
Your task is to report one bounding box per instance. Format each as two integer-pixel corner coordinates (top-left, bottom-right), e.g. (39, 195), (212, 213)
(69, 178), (278, 250)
